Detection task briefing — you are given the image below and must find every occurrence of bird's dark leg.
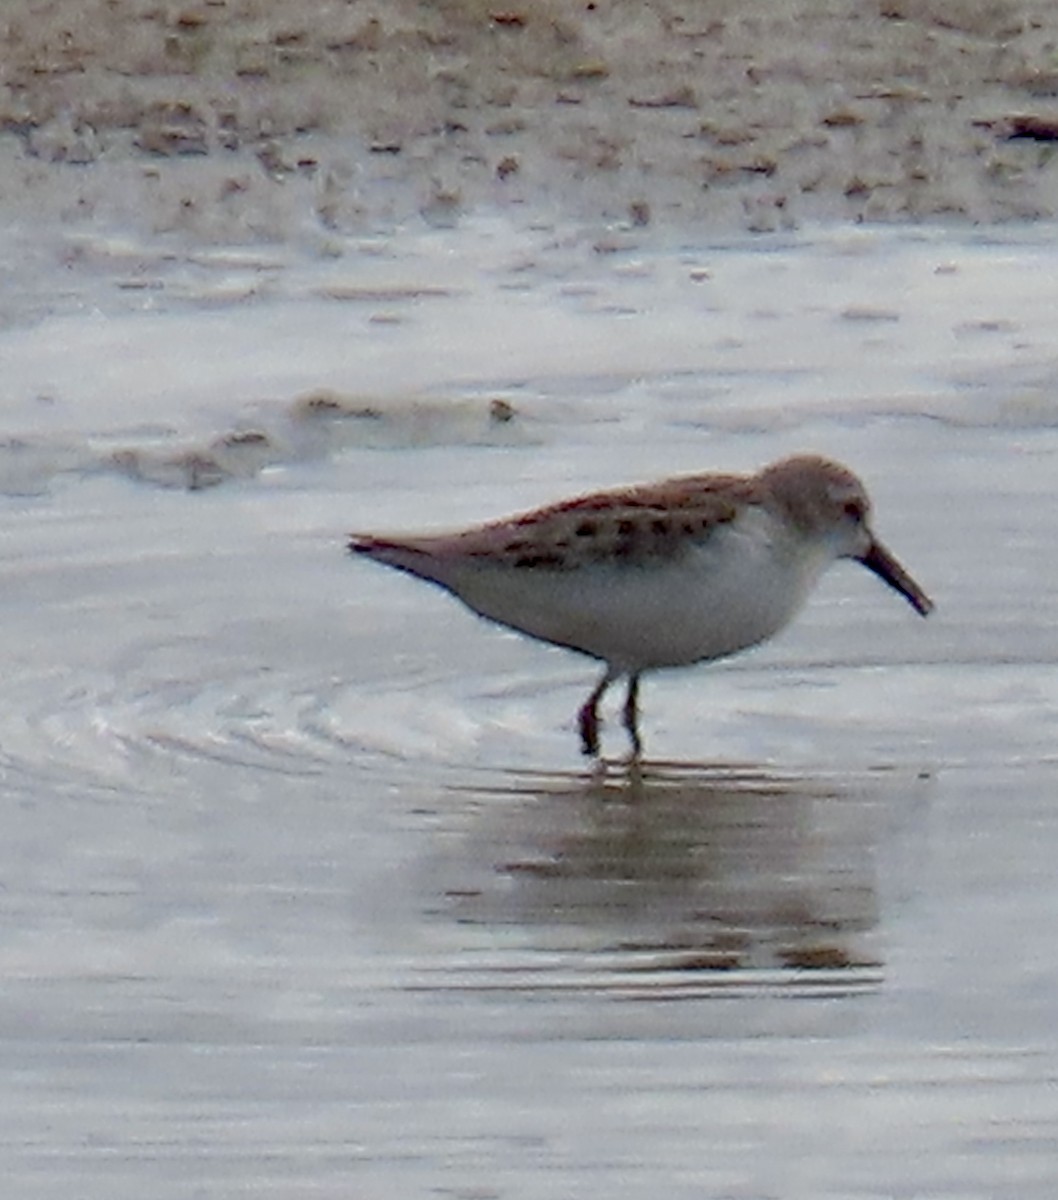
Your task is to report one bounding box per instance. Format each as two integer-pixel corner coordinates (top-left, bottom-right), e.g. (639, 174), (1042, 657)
(622, 673), (642, 758)
(578, 666), (618, 757)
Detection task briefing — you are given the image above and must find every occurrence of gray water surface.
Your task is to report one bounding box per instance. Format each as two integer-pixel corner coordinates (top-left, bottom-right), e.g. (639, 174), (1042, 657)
(2, 221), (1058, 1196)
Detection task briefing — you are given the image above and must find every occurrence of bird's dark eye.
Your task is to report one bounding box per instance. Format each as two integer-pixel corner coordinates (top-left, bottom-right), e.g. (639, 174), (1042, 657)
(843, 498), (866, 521)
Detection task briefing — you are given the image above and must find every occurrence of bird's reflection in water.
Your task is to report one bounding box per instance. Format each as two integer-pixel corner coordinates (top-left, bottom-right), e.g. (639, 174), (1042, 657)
(427, 759), (893, 996)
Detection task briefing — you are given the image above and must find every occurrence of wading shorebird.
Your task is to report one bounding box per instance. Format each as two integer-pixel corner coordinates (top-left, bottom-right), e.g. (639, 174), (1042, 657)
(349, 454), (933, 756)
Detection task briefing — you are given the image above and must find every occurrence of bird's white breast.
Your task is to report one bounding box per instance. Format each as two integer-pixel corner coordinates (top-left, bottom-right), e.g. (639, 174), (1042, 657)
(448, 508), (832, 671)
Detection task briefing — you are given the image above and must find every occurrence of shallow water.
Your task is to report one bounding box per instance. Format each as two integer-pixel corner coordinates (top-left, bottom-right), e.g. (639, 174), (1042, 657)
(3, 218), (1058, 1196)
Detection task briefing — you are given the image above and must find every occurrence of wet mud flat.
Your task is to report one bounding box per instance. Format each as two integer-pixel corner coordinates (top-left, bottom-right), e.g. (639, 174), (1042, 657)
(2, 218), (1058, 1195)
(6, 0), (1058, 243)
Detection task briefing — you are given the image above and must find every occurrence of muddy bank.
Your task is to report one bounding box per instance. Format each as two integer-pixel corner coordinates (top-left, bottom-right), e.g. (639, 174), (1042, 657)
(4, 0), (1058, 242)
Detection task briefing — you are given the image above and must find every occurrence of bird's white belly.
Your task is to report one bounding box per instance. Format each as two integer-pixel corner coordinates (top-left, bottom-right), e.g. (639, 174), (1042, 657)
(452, 521), (829, 671)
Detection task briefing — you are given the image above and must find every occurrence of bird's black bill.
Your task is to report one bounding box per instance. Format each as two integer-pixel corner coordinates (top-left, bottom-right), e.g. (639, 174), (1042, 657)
(858, 539), (933, 616)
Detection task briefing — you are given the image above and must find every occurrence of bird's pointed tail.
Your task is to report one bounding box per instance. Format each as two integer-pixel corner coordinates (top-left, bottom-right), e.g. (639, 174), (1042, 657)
(348, 533), (452, 586)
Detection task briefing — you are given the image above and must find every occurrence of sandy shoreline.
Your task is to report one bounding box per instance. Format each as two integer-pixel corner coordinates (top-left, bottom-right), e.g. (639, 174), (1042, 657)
(4, 0), (1058, 244)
